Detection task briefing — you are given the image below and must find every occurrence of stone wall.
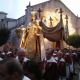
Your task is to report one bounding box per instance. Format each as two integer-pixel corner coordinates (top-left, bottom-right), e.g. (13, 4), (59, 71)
(25, 0), (79, 35)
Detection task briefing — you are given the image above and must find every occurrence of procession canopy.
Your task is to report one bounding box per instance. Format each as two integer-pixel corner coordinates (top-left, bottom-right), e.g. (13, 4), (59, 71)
(39, 20), (64, 42)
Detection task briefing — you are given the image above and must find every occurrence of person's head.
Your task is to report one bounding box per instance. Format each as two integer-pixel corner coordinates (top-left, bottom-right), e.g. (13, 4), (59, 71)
(17, 48), (26, 64)
(0, 58), (24, 80)
(3, 44), (9, 53)
(17, 48), (26, 58)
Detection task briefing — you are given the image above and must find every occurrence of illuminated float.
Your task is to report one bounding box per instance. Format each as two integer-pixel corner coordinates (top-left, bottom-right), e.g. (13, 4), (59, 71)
(16, 8), (68, 61)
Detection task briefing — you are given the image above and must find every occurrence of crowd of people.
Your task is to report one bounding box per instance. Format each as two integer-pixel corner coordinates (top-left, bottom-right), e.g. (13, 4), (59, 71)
(41, 48), (79, 80)
(0, 43), (80, 80)
(0, 44), (42, 80)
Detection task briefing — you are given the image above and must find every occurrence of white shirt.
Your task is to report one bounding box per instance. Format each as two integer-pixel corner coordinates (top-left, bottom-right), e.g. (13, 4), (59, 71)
(47, 57), (57, 63)
(15, 56), (30, 62)
(23, 76), (31, 80)
(0, 57), (3, 61)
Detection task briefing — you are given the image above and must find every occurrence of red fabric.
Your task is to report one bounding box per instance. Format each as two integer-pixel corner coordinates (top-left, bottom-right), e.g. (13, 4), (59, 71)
(71, 54), (77, 62)
(58, 61), (66, 76)
(56, 41), (60, 49)
(64, 55), (72, 64)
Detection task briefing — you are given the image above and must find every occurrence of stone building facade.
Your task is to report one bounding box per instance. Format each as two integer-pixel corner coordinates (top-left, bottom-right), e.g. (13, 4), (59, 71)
(25, 0), (80, 35)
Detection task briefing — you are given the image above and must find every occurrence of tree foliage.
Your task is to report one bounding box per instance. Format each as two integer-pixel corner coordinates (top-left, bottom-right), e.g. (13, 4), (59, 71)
(65, 35), (80, 48)
(0, 27), (11, 46)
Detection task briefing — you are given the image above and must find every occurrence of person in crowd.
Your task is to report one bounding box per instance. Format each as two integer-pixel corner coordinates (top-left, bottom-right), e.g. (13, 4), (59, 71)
(16, 48), (30, 65)
(64, 51), (73, 80)
(16, 48), (42, 80)
(58, 57), (66, 80)
(43, 56), (59, 80)
(0, 58), (31, 80)
(1, 44), (12, 59)
(23, 60), (42, 80)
